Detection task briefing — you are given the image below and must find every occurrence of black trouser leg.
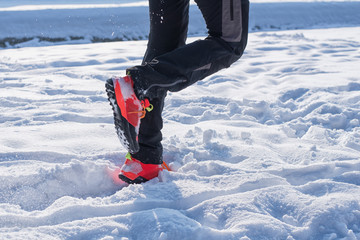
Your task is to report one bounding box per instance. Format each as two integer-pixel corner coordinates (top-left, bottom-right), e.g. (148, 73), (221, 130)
(130, 0), (249, 164)
(128, 0), (249, 99)
(142, 0), (190, 64)
(131, 0), (190, 164)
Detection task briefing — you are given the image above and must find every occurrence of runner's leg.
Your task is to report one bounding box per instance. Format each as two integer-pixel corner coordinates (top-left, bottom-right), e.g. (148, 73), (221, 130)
(131, 0), (190, 164)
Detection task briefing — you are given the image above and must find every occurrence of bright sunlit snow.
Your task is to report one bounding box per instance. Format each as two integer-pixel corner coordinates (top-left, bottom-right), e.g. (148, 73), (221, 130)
(1, 1), (360, 239)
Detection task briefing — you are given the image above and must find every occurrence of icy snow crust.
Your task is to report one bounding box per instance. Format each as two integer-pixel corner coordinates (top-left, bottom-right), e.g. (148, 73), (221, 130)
(1, 1), (360, 240)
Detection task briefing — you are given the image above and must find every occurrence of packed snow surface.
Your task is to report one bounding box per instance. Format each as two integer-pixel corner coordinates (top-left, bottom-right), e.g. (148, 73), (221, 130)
(1, 1), (360, 239)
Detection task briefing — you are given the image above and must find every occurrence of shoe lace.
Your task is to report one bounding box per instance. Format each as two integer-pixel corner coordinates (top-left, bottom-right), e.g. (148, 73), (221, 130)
(128, 98), (153, 119)
(161, 161), (171, 171)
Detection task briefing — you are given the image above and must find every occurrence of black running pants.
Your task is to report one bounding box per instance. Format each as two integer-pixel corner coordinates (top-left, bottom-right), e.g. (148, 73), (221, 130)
(129, 0), (249, 164)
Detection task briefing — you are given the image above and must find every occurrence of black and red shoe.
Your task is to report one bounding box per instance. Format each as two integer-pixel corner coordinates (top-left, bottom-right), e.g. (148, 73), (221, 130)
(119, 153), (163, 184)
(105, 76), (153, 154)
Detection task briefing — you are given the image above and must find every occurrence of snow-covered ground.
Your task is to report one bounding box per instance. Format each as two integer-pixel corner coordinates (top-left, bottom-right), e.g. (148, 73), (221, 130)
(1, 1), (360, 239)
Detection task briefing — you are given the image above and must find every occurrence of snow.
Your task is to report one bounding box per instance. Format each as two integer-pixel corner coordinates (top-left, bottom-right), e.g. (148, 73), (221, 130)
(1, 0), (360, 239)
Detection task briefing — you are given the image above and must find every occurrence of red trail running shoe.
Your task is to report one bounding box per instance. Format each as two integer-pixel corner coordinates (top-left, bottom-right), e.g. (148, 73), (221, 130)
(105, 76), (153, 153)
(119, 153), (163, 184)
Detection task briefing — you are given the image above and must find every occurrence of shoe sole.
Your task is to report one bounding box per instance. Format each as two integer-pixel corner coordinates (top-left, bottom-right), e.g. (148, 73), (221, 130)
(119, 174), (148, 184)
(105, 78), (140, 153)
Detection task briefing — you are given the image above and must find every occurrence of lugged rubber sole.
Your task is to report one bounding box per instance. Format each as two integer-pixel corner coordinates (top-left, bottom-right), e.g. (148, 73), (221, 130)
(119, 174), (148, 184)
(105, 78), (140, 153)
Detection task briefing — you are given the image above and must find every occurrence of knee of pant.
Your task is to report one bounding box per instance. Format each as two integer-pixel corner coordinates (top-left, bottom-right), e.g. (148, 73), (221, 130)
(234, 40), (248, 56)
(226, 38), (247, 57)
(209, 35), (246, 55)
